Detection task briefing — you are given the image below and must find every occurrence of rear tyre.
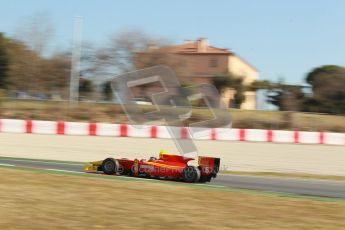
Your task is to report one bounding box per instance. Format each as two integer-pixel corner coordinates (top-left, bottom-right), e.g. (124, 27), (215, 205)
(182, 166), (201, 183)
(198, 176), (212, 183)
(102, 158), (119, 175)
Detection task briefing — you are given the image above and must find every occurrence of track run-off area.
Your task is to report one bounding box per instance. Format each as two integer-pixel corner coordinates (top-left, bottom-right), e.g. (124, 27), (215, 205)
(0, 132), (344, 199)
(1, 133), (344, 175)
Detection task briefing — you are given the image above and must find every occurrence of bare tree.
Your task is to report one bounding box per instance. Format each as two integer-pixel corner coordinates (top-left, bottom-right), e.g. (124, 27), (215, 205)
(95, 29), (164, 74)
(93, 29), (190, 79)
(6, 39), (38, 92)
(15, 12), (54, 56)
(135, 47), (190, 79)
(40, 52), (71, 98)
(13, 12), (55, 93)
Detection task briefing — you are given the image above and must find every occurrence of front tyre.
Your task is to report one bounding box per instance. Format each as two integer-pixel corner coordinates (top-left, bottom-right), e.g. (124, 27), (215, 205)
(102, 158), (119, 175)
(182, 166), (201, 183)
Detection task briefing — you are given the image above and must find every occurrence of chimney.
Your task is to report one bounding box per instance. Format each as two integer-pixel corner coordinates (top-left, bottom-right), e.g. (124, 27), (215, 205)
(197, 38), (208, 52)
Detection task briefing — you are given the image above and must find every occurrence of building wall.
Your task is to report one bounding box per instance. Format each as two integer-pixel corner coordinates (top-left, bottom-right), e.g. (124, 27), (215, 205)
(179, 54), (258, 110)
(135, 40), (259, 110)
(178, 53), (258, 85)
(228, 55), (258, 85)
(240, 91), (256, 110)
(177, 54), (229, 78)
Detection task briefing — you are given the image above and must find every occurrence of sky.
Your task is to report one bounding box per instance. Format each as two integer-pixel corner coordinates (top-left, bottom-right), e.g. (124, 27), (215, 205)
(1, 0), (345, 85)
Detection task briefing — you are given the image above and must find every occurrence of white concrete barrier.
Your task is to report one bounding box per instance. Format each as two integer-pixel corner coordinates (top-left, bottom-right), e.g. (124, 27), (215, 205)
(0, 118), (344, 145)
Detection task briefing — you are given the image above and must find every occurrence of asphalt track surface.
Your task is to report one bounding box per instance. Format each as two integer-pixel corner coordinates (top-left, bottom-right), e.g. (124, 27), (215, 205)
(2, 133), (345, 176)
(1, 157), (344, 199)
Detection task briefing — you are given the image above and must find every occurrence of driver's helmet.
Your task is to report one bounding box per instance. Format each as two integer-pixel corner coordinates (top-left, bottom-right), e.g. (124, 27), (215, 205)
(159, 150), (167, 159)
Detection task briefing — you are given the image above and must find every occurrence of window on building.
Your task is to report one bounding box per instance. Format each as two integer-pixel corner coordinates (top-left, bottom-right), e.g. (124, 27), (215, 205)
(209, 58), (218, 67)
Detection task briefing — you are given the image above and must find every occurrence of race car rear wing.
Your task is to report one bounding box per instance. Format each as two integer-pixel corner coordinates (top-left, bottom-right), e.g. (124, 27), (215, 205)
(198, 156), (220, 180)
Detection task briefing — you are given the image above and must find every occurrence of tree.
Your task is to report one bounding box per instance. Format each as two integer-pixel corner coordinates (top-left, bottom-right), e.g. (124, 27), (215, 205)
(249, 79), (307, 111)
(92, 30), (191, 102)
(95, 29), (160, 74)
(249, 80), (274, 91)
(78, 78), (94, 100)
(304, 65), (345, 114)
(11, 13), (55, 93)
(4, 35), (70, 97)
(102, 81), (113, 101)
(134, 46), (190, 80)
(15, 12), (54, 56)
(5, 38), (69, 95)
(267, 84), (305, 111)
(40, 52), (71, 97)
(306, 65), (345, 99)
(212, 74), (245, 108)
(0, 33), (9, 89)
(5, 38), (40, 92)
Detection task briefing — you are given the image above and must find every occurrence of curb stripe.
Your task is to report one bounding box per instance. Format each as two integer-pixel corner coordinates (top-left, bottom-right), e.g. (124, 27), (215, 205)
(319, 132), (324, 144)
(239, 129), (246, 141)
(26, 120), (33, 133)
(120, 124), (128, 137)
(88, 123), (97, 136)
(294, 131), (299, 143)
(211, 129), (217, 140)
(180, 127), (189, 139)
(57, 122), (65, 135)
(150, 126), (157, 138)
(267, 130), (273, 142)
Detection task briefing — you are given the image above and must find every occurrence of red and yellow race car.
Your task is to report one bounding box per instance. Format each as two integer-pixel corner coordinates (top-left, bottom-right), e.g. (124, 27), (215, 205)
(84, 150), (220, 183)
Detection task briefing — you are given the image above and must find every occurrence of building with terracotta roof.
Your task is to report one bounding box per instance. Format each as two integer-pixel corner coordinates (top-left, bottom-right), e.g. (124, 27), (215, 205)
(136, 38), (258, 109)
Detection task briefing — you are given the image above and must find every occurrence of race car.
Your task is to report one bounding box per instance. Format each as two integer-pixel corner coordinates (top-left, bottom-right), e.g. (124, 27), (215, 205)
(84, 150), (220, 183)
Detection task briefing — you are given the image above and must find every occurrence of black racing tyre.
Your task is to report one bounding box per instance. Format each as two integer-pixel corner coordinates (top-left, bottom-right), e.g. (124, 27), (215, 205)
(102, 158), (119, 175)
(198, 176), (212, 183)
(182, 166), (201, 183)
